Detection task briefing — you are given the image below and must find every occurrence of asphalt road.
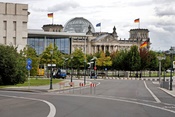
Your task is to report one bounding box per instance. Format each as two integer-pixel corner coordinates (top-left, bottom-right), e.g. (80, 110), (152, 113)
(0, 79), (175, 117)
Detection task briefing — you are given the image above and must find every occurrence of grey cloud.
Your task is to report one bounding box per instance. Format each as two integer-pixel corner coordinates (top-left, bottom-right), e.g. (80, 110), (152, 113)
(128, 0), (152, 6)
(155, 6), (175, 16)
(30, 1), (79, 12)
(47, 1), (79, 12)
(153, 0), (175, 4)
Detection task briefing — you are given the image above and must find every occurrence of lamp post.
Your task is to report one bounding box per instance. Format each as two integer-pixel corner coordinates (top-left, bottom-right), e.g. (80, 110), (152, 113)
(169, 47), (175, 90)
(70, 56), (73, 83)
(157, 56), (166, 83)
(84, 60), (86, 84)
(50, 49), (53, 90)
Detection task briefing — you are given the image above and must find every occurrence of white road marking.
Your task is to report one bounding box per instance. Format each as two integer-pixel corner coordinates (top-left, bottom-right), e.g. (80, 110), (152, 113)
(144, 81), (161, 103)
(0, 94), (56, 117)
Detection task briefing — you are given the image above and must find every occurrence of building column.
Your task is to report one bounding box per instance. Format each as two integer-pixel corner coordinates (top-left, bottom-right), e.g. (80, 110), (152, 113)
(95, 45), (97, 53)
(109, 45), (111, 53)
(104, 45), (106, 53)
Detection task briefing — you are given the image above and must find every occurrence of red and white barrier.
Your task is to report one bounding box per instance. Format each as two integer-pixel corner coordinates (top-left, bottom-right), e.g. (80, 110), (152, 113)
(90, 83), (96, 87)
(79, 83), (85, 87)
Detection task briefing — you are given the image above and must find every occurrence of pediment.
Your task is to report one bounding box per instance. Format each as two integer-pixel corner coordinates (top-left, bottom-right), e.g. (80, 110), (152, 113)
(95, 35), (118, 43)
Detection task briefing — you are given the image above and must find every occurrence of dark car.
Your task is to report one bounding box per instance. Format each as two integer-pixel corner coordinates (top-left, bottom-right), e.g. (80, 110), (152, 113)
(90, 71), (97, 79)
(97, 72), (106, 76)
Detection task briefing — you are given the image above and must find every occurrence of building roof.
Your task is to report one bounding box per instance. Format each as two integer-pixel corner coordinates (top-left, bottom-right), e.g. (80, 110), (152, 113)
(28, 29), (88, 38)
(63, 17), (95, 33)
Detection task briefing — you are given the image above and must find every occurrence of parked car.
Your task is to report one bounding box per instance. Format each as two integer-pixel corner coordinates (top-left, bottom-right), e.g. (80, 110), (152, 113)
(53, 69), (67, 79)
(166, 68), (174, 73)
(90, 71), (97, 79)
(97, 72), (106, 76)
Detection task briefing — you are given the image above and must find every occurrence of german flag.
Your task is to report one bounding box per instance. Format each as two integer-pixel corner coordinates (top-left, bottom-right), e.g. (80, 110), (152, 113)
(134, 18), (140, 23)
(140, 41), (148, 48)
(48, 13), (53, 18)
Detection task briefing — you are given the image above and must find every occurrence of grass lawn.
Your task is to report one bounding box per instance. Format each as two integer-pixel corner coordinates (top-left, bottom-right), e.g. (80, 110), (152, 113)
(0, 78), (63, 88)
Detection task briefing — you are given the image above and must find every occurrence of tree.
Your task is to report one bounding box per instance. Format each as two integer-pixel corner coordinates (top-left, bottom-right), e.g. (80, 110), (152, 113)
(21, 46), (39, 76)
(0, 45), (27, 85)
(72, 48), (85, 77)
(127, 46), (141, 71)
(96, 51), (112, 70)
(140, 48), (149, 70)
(147, 50), (158, 70)
(40, 43), (63, 66)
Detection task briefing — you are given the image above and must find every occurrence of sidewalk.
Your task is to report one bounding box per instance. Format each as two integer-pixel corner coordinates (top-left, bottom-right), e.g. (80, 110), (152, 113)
(0, 79), (91, 93)
(159, 80), (175, 97)
(152, 77), (175, 98)
(160, 87), (175, 97)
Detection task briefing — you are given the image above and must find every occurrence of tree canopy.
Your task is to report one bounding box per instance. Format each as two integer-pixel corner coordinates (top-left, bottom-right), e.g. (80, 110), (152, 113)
(0, 45), (27, 85)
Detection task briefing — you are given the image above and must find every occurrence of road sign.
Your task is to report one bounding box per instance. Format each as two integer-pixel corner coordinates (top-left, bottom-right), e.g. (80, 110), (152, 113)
(26, 65), (32, 70)
(26, 58), (32, 70)
(94, 66), (97, 70)
(27, 58), (32, 65)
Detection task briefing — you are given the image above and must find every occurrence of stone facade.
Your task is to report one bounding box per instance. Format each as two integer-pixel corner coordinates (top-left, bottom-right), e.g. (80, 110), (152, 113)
(72, 26), (150, 54)
(40, 17), (151, 55)
(0, 2), (28, 51)
(42, 24), (63, 32)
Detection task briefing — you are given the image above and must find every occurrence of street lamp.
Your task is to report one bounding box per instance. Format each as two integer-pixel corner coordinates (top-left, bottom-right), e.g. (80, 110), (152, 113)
(70, 56), (73, 83)
(157, 56), (166, 83)
(50, 49), (53, 90)
(84, 60), (86, 84)
(169, 47), (175, 90)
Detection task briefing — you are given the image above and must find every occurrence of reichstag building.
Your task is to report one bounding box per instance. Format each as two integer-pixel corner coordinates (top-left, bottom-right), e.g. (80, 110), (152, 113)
(28, 17), (150, 55)
(0, 2), (150, 54)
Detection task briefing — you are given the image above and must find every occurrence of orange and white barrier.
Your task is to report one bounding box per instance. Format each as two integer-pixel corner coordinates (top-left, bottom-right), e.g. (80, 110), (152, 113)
(79, 83), (85, 87)
(90, 83), (96, 87)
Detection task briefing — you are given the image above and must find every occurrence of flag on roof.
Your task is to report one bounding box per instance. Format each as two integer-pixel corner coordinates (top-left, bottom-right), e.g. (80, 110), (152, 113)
(134, 18), (140, 23)
(96, 23), (101, 27)
(48, 13), (53, 18)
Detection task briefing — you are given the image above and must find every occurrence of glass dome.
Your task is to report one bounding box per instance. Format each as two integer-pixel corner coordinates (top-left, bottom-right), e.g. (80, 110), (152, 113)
(63, 17), (95, 33)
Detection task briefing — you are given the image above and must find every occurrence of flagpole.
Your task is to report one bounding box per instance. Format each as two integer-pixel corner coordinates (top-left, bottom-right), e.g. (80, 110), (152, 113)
(52, 13), (54, 24)
(138, 18), (140, 29)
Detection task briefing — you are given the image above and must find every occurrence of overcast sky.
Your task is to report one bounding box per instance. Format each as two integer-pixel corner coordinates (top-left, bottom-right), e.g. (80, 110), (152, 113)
(2, 0), (175, 51)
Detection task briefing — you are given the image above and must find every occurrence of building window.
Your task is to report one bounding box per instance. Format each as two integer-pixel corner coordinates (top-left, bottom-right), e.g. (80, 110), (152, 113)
(3, 37), (7, 44)
(13, 37), (16, 45)
(3, 21), (7, 30)
(22, 22), (27, 30)
(13, 21), (16, 31)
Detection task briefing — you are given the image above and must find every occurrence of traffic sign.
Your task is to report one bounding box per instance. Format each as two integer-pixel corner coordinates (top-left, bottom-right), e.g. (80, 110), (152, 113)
(26, 65), (32, 70)
(26, 58), (32, 70)
(27, 58), (32, 65)
(94, 66), (97, 70)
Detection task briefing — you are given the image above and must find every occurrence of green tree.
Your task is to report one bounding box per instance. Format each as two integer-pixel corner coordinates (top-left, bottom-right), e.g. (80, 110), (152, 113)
(40, 43), (63, 66)
(0, 45), (27, 85)
(96, 51), (112, 70)
(72, 48), (85, 76)
(40, 44), (54, 64)
(112, 50), (128, 70)
(140, 48), (149, 70)
(127, 46), (141, 71)
(21, 46), (39, 76)
(147, 50), (158, 70)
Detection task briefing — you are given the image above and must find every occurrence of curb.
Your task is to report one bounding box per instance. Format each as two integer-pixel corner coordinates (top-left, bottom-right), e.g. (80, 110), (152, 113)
(159, 87), (175, 98)
(0, 81), (92, 93)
